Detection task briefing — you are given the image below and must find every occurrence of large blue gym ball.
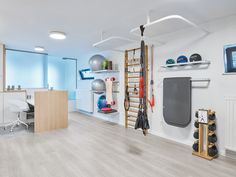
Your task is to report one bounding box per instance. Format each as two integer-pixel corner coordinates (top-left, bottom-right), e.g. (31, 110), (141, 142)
(97, 95), (107, 110)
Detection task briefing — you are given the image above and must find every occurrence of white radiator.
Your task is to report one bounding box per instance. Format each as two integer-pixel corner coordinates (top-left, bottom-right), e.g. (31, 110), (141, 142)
(225, 96), (236, 151)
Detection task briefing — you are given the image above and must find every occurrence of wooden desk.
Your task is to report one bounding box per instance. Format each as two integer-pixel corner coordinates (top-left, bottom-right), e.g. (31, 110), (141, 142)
(34, 90), (68, 133)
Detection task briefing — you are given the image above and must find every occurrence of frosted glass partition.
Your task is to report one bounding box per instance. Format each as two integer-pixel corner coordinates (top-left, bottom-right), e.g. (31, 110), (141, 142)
(5, 49), (77, 100)
(48, 56), (76, 100)
(6, 50), (47, 88)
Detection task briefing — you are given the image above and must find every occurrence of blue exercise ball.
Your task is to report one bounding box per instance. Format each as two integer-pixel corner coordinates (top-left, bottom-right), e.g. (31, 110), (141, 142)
(89, 54), (106, 71)
(97, 95), (107, 110)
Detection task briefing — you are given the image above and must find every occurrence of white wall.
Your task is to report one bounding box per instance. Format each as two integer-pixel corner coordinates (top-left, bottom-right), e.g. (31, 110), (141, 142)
(77, 15), (236, 155)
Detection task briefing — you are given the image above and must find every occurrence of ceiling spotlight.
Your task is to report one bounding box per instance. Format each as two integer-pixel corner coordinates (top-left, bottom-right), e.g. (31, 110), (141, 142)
(34, 46), (45, 52)
(49, 31), (66, 40)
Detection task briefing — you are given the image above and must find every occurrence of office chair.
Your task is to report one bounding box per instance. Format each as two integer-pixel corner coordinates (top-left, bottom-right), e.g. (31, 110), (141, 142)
(5, 100), (30, 132)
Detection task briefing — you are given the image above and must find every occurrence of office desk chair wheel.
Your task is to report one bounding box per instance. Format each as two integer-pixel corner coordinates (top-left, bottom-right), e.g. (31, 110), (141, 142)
(5, 112), (29, 132)
(5, 100), (30, 132)
(10, 116), (28, 132)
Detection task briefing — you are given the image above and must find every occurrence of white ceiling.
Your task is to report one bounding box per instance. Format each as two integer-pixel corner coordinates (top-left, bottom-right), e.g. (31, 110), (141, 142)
(0, 0), (236, 58)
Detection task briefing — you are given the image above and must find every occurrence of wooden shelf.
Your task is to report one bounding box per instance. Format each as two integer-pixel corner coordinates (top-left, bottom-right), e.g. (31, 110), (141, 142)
(92, 70), (119, 73)
(161, 60), (211, 68)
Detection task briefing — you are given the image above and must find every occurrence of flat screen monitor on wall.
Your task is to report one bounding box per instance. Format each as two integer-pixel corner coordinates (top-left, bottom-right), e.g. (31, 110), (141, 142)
(224, 44), (236, 73)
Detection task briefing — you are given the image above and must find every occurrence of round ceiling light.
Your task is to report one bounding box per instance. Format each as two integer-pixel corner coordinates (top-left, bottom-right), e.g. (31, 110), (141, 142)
(49, 31), (66, 40)
(34, 46), (45, 52)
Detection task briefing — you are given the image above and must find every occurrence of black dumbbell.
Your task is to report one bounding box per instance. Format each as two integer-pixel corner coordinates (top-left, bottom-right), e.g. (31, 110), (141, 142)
(194, 121), (199, 128)
(193, 130), (199, 139)
(208, 112), (216, 120)
(195, 111), (199, 118)
(192, 141), (199, 152)
(208, 145), (218, 157)
(208, 122), (216, 131)
(208, 133), (217, 143)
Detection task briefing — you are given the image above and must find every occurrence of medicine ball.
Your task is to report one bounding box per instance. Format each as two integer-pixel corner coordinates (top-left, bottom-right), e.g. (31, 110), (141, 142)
(208, 134), (217, 143)
(177, 55), (188, 63)
(208, 123), (216, 131)
(166, 59), (175, 65)
(192, 141), (199, 152)
(193, 130), (199, 139)
(208, 112), (216, 120)
(194, 121), (199, 128)
(189, 53), (202, 62)
(208, 145), (218, 157)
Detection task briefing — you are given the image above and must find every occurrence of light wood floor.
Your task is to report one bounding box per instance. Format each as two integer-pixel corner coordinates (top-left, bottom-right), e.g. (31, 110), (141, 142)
(0, 112), (236, 177)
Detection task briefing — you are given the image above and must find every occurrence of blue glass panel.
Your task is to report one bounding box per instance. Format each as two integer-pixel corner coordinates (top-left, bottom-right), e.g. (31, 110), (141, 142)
(6, 50), (47, 88)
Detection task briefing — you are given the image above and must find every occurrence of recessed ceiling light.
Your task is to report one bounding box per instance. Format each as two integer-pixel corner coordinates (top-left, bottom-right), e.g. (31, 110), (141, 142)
(34, 46), (45, 52)
(49, 31), (66, 40)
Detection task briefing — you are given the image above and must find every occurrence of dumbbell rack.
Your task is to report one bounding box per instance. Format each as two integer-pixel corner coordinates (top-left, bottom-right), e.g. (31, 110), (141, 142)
(124, 46), (148, 128)
(192, 109), (218, 160)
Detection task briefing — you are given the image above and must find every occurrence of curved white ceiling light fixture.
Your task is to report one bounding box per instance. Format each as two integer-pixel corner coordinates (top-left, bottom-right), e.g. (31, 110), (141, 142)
(130, 14), (209, 37)
(93, 32), (138, 52)
(49, 31), (66, 40)
(34, 46), (45, 52)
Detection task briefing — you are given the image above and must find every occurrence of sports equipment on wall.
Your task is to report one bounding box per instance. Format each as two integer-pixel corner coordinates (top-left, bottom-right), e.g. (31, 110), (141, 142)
(163, 77), (191, 127)
(91, 79), (106, 93)
(124, 85), (130, 111)
(105, 77), (115, 106)
(102, 59), (109, 70)
(97, 95), (108, 110)
(89, 54), (106, 71)
(148, 45), (155, 112)
(177, 55), (188, 63)
(135, 25), (150, 135)
(189, 53), (202, 62)
(166, 59), (175, 65)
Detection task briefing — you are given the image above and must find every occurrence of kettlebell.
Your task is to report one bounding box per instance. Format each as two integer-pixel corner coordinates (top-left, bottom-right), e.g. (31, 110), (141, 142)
(208, 112), (216, 120)
(193, 130), (199, 139)
(208, 145), (218, 157)
(208, 122), (216, 131)
(208, 133), (217, 143)
(194, 121), (199, 128)
(192, 141), (199, 152)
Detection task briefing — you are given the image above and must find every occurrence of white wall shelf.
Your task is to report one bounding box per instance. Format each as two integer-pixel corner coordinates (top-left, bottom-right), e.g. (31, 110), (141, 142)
(161, 60), (211, 68)
(91, 91), (119, 94)
(92, 70), (119, 74)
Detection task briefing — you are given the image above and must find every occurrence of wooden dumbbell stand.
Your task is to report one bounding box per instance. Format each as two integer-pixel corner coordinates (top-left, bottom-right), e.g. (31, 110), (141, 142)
(192, 109), (217, 160)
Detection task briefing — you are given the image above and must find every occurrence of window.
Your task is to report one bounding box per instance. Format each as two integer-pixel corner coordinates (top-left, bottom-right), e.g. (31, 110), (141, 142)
(224, 44), (236, 73)
(6, 49), (47, 88)
(48, 56), (77, 100)
(5, 49), (77, 100)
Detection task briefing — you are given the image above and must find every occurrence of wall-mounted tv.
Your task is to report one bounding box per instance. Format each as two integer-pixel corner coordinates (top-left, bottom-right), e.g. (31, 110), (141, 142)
(224, 44), (236, 73)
